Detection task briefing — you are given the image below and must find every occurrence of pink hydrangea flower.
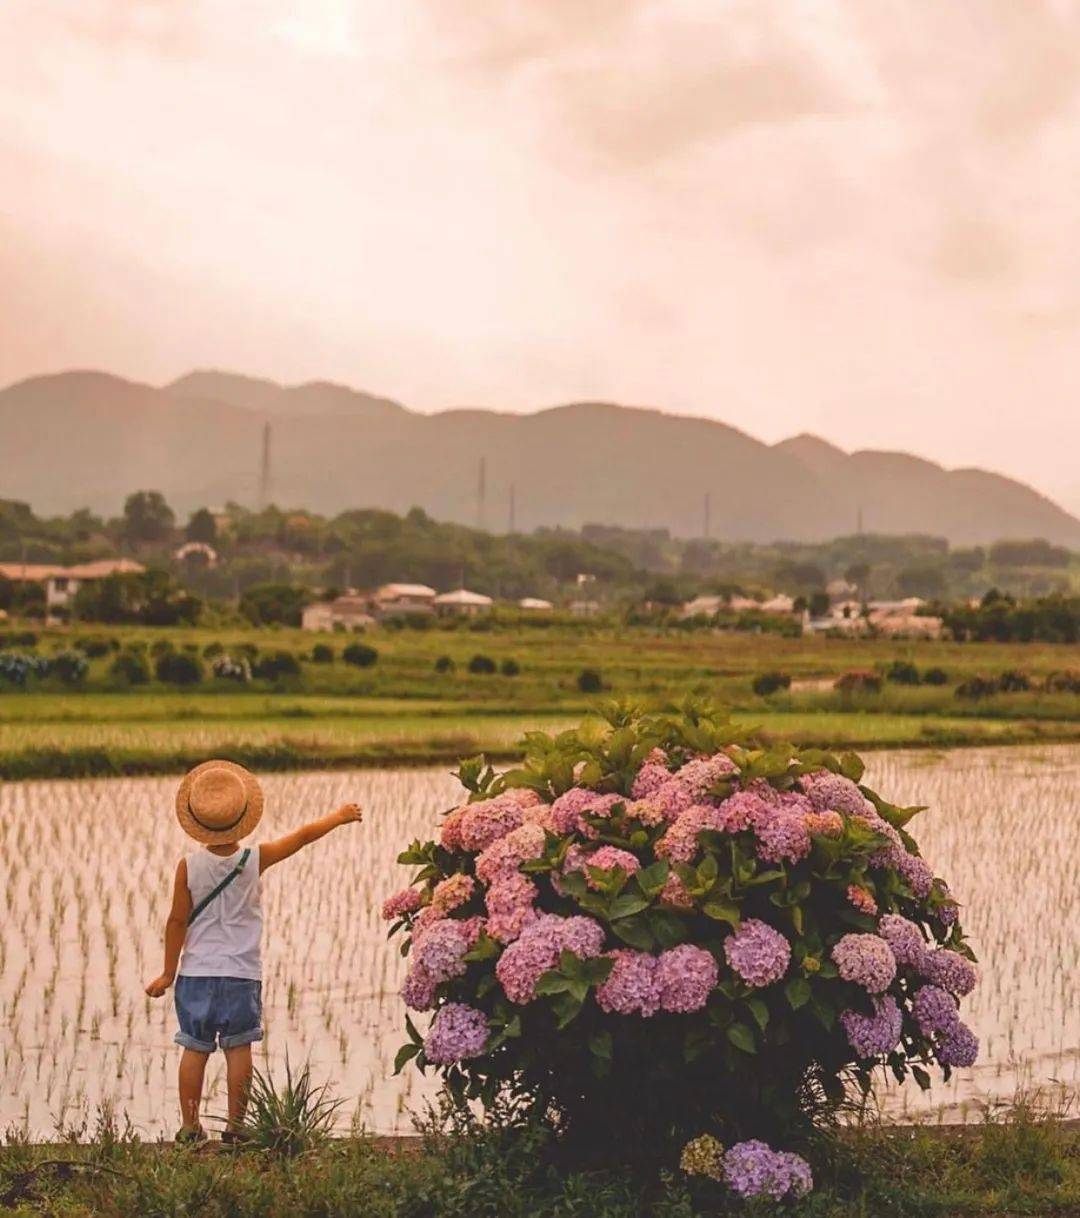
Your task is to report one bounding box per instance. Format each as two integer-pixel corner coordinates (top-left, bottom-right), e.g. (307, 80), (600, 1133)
(439, 806), (467, 851)
(595, 950), (662, 1016)
(475, 822), (547, 885)
(381, 888), (423, 921)
(485, 873), (538, 943)
(799, 770), (871, 817)
(724, 919), (791, 988)
(631, 762), (673, 800)
(583, 845), (641, 888)
(624, 798), (666, 827)
(805, 810), (843, 838)
(656, 804), (729, 863)
(495, 913), (603, 1004)
(424, 1002), (489, 1065)
(674, 753), (737, 800)
(431, 873), (475, 914)
(846, 885), (878, 916)
(650, 779), (695, 823)
(549, 788), (623, 836)
(832, 933), (897, 993)
(753, 812), (811, 865)
(656, 945), (718, 1013)
(457, 792), (528, 852)
(659, 872), (694, 910)
(714, 789), (773, 833)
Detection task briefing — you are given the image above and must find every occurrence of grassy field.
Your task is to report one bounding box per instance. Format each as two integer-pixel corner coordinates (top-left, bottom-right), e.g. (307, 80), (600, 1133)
(2, 1107), (1078, 1216)
(1, 624), (1078, 778)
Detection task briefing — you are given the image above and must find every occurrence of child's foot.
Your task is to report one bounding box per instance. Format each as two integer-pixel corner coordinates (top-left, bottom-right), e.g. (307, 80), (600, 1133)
(175, 1125), (207, 1146)
(220, 1128), (252, 1147)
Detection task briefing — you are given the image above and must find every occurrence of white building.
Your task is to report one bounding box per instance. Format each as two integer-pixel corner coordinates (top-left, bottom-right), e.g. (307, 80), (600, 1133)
(433, 588), (494, 617)
(518, 597), (554, 611)
(0, 559), (146, 619)
(301, 595), (377, 632)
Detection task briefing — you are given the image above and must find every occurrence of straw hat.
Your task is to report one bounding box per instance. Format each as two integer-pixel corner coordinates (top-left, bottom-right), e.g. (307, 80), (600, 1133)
(175, 760), (263, 844)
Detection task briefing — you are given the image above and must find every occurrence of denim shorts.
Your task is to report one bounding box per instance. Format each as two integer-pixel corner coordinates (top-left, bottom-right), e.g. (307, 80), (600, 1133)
(174, 976), (263, 1053)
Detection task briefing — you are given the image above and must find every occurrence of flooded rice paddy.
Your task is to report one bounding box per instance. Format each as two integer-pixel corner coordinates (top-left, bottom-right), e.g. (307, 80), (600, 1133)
(0, 745), (1076, 1137)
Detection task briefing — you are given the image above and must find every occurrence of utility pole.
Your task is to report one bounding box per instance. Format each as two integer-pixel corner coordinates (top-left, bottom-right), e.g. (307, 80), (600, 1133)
(703, 492), (711, 539)
(856, 504), (864, 535)
(258, 422), (272, 509)
(508, 483), (516, 534)
(477, 456), (487, 532)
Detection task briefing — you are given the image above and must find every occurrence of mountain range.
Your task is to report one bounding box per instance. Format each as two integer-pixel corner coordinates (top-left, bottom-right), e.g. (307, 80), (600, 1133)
(3, 369), (1078, 547)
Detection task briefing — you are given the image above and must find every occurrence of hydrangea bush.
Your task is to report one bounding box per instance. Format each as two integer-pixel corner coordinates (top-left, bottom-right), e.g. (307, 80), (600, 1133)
(385, 701), (978, 1181)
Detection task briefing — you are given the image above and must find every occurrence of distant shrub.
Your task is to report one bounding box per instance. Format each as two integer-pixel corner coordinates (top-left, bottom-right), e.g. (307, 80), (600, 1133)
(921, 666), (949, 686)
(1045, 669), (1080, 694)
(155, 651), (204, 686)
(236, 642), (260, 663)
(997, 669), (1031, 693)
(310, 643), (335, 664)
(752, 671), (791, 697)
(434, 655), (455, 673)
(884, 660), (920, 686)
(212, 655), (251, 683)
(343, 643), (379, 668)
(52, 651), (89, 685)
(577, 667), (603, 694)
(468, 654), (497, 675)
(202, 641), (226, 659)
(150, 638), (174, 659)
(109, 650), (150, 686)
(500, 658), (521, 677)
(75, 636), (115, 659)
(252, 651), (302, 681)
(0, 651), (50, 687)
(834, 670), (881, 694)
(956, 675), (998, 700)
(0, 631), (38, 649)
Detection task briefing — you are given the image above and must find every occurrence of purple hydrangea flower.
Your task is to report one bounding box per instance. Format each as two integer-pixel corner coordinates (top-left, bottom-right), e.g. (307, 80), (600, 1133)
(716, 789), (773, 832)
(411, 920), (470, 983)
(877, 914), (927, 969)
(936, 1020), (979, 1068)
(595, 950), (662, 1016)
(923, 949), (978, 997)
(582, 845), (641, 887)
(495, 914), (604, 1004)
(753, 812), (811, 865)
(832, 933), (897, 993)
(840, 995), (902, 1058)
(484, 873), (538, 943)
(656, 804), (729, 863)
(400, 966), (437, 1011)
(475, 823), (547, 885)
(656, 945), (719, 1013)
(799, 770), (870, 817)
(724, 919), (791, 988)
(895, 852), (934, 899)
(722, 1140), (813, 1200)
(911, 984), (960, 1036)
(456, 792), (528, 852)
(423, 1002), (489, 1065)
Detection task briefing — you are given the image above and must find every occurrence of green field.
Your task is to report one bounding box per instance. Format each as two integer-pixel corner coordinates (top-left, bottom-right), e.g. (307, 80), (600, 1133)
(2, 624), (1078, 778)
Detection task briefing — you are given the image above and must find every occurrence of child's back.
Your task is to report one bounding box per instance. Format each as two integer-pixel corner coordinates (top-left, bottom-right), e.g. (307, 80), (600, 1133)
(181, 847), (262, 980)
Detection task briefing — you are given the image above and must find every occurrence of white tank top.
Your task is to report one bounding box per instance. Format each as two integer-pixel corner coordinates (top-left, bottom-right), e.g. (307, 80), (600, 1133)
(179, 846), (263, 980)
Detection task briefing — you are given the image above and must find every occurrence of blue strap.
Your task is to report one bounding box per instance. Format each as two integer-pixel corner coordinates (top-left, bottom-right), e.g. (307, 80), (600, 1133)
(187, 848), (251, 926)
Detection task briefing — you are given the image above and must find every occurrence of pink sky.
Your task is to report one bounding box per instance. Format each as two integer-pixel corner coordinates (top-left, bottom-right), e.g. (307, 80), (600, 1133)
(3, 0), (1079, 514)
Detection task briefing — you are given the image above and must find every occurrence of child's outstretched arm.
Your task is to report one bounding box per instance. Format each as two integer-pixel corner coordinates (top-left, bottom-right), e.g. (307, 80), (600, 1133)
(259, 802), (363, 873)
(145, 860), (193, 997)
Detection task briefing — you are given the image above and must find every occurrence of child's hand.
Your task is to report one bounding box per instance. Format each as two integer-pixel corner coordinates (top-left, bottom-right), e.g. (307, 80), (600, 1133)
(145, 973), (174, 998)
(334, 802), (364, 827)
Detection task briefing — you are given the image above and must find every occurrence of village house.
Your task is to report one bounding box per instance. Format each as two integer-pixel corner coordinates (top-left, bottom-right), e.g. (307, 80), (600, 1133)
(518, 596), (554, 611)
(0, 558), (145, 620)
(372, 583), (437, 617)
(433, 588), (494, 617)
(301, 594), (377, 633)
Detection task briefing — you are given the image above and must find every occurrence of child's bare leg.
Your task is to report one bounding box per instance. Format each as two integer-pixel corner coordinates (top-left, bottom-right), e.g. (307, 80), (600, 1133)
(224, 1045), (253, 1130)
(178, 1049), (209, 1131)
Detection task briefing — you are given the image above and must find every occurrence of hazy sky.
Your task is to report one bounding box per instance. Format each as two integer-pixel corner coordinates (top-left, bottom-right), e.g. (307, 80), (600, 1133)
(3, 1), (1080, 513)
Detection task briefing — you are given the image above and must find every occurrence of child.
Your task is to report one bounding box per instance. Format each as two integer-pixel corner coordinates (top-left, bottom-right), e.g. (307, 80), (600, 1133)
(145, 758), (363, 1143)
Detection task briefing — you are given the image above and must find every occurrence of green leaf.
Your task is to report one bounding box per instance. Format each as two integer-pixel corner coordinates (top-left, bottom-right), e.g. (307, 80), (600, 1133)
(785, 977), (812, 1010)
(727, 1022), (757, 1054)
(839, 751), (865, 783)
(551, 992), (585, 1030)
(394, 1042), (420, 1074)
(611, 914), (656, 951)
(746, 997), (770, 1032)
(609, 893), (651, 920)
(702, 901), (741, 928)
(636, 859), (670, 898)
(912, 1065), (932, 1091)
(589, 1030), (613, 1060)
(533, 971), (573, 997)
(405, 1014), (422, 1046)
(648, 909), (688, 949)
(463, 932), (500, 962)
